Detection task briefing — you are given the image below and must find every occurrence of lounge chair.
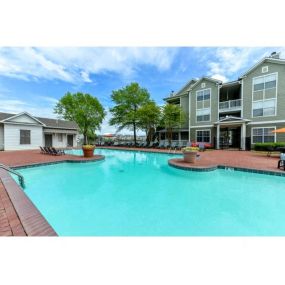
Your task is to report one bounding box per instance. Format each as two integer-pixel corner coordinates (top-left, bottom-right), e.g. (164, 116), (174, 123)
(171, 141), (178, 149)
(278, 153), (285, 170)
(51, 147), (63, 155)
(147, 141), (154, 148)
(40, 146), (46, 154)
(157, 140), (165, 148)
(44, 147), (53, 155)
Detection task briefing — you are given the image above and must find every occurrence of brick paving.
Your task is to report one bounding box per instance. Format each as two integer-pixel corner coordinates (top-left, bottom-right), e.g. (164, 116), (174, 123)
(99, 146), (283, 173)
(0, 147), (283, 236)
(0, 181), (26, 236)
(167, 149), (283, 173)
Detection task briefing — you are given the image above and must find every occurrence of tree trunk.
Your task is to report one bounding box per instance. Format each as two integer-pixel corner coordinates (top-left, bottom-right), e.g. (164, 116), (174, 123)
(133, 122), (137, 145)
(83, 133), (88, 145)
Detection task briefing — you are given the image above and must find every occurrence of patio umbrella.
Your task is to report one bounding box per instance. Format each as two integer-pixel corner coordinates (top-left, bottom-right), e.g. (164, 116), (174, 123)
(272, 128), (285, 133)
(102, 133), (115, 137)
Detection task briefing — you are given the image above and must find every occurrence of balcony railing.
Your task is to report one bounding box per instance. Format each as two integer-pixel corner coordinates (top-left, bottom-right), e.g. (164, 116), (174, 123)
(219, 99), (242, 111)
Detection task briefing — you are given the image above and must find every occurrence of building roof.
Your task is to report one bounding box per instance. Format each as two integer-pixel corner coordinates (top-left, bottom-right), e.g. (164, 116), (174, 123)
(190, 77), (222, 90)
(239, 56), (285, 78)
(0, 112), (78, 130)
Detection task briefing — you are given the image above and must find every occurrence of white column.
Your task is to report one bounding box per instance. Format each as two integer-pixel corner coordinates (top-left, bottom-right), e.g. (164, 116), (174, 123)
(178, 132), (181, 142)
(216, 124), (220, 149)
(241, 123), (246, 150)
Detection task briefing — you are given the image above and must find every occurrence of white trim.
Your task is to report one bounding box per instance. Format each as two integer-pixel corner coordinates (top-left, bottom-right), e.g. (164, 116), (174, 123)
(0, 111), (46, 126)
(262, 66), (268, 73)
(190, 125), (213, 128)
(248, 120), (285, 125)
(241, 78), (244, 118)
(251, 126), (276, 144)
(196, 129), (211, 143)
(196, 88), (211, 123)
(251, 72), (278, 118)
(3, 121), (44, 127)
(190, 77), (221, 90)
(188, 90), (191, 141)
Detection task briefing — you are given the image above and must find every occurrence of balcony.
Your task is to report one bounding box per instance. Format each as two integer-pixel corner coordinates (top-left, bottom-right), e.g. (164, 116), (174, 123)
(219, 99), (242, 112)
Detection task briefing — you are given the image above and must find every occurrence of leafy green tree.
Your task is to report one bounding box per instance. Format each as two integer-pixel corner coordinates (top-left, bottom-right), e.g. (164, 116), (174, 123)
(54, 92), (105, 145)
(137, 101), (161, 143)
(161, 103), (185, 143)
(109, 82), (150, 144)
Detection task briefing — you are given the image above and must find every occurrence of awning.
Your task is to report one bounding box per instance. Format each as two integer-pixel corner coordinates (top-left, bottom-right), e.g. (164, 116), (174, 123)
(43, 128), (78, 134)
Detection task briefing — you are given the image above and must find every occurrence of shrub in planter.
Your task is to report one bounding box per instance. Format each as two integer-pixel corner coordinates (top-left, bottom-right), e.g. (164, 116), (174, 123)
(181, 147), (199, 163)
(82, 144), (95, 157)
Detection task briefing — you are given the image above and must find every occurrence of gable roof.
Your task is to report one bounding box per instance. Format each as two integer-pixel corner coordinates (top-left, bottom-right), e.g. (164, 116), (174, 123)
(240, 57), (285, 78)
(189, 77), (222, 90)
(0, 111), (45, 125)
(0, 112), (78, 130)
(174, 79), (197, 96)
(215, 116), (251, 124)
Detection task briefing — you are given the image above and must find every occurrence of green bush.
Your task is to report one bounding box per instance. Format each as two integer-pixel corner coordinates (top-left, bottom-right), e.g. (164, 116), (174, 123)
(253, 142), (285, 151)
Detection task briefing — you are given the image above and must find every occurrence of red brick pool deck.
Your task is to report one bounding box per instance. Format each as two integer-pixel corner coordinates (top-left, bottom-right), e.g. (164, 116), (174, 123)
(0, 147), (283, 236)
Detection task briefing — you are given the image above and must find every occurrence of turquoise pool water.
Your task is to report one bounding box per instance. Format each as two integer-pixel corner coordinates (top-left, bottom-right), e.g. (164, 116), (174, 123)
(16, 149), (285, 236)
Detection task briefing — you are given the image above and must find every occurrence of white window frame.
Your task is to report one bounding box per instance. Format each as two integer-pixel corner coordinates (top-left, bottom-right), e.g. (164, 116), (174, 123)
(196, 129), (211, 143)
(262, 66), (268, 73)
(252, 72), (278, 118)
(251, 126), (276, 144)
(196, 88), (211, 123)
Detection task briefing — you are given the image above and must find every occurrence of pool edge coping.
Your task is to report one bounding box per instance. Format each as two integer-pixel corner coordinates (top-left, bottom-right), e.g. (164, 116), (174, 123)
(168, 158), (285, 176)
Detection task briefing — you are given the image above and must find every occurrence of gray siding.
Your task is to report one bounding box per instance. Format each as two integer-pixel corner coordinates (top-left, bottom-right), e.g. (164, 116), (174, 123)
(242, 62), (285, 121)
(0, 124), (4, 150)
(180, 95), (189, 128)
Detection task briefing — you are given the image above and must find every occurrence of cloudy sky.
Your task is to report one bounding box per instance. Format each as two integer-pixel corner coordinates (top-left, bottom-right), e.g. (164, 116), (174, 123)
(0, 47), (284, 134)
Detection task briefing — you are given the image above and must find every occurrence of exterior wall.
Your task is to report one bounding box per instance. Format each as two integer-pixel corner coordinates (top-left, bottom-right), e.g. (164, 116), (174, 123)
(180, 95), (189, 129)
(243, 61), (285, 122)
(4, 123), (43, 150)
(0, 124), (4, 150)
(246, 123), (285, 148)
(190, 79), (219, 128)
(190, 127), (215, 144)
(43, 132), (78, 148)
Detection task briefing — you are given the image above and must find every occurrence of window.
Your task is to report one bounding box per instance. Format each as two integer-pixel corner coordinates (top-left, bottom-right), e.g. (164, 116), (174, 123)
(253, 73), (277, 91)
(262, 66), (268, 73)
(197, 109), (210, 122)
(252, 99), (275, 117)
(201, 82), (206, 88)
(252, 127), (275, 143)
(196, 88), (211, 122)
(196, 130), (211, 143)
(252, 73), (277, 117)
(20, 130), (31, 144)
(58, 133), (63, 142)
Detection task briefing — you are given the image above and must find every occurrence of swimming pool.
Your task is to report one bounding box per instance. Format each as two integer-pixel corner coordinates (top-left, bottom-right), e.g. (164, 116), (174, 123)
(16, 149), (285, 236)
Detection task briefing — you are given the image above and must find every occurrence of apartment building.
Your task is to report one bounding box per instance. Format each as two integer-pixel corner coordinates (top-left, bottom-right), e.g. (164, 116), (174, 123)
(163, 52), (285, 150)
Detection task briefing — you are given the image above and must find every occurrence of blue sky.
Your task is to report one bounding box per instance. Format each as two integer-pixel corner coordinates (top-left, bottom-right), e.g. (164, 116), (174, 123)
(0, 47), (284, 134)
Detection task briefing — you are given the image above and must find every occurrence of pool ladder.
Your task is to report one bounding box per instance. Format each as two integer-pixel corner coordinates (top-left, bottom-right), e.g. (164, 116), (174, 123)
(0, 164), (25, 188)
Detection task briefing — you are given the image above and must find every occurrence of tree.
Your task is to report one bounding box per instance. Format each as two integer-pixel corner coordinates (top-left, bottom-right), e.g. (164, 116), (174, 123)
(137, 101), (161, 143)
(161, 103), (185, 144)
(54, 92), (105, 145)
(109, 82), (150, 144)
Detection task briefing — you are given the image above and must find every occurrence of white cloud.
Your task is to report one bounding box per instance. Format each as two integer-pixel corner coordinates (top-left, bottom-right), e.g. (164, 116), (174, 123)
(197, 47), (275, 82)
(0, 47), (178, 84)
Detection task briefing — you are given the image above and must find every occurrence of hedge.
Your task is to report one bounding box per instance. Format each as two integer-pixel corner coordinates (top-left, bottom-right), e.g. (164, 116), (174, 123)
(253, 142), (285, 151)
